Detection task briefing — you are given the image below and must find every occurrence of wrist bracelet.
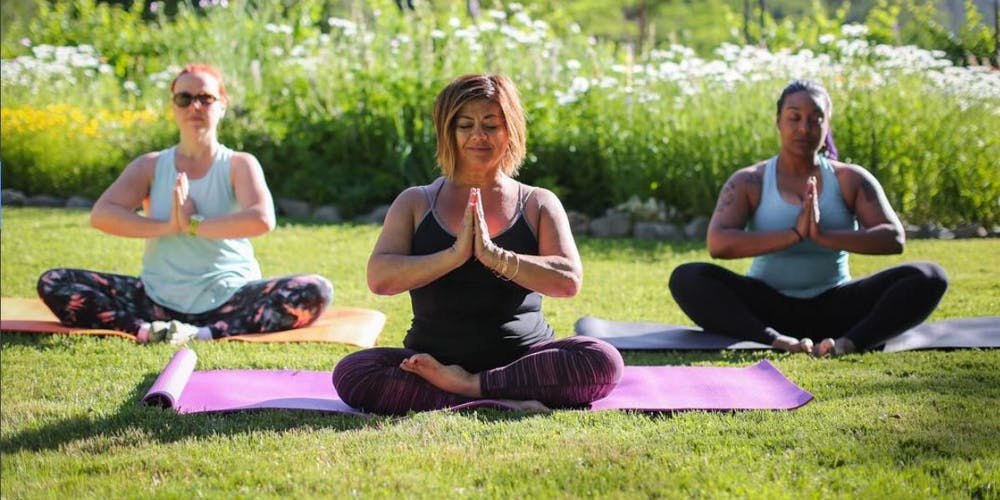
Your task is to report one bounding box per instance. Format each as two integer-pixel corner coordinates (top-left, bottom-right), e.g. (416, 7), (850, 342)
(188, 215), (204, 237)
(791, 227), (803, 241)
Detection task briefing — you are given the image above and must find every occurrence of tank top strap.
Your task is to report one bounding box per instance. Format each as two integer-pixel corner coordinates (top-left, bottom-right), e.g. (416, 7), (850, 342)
(419, 178), (446, 219)
(517, 183), (536, 216)
(817, 155), (837, 186)
(763, 156), (778, 195)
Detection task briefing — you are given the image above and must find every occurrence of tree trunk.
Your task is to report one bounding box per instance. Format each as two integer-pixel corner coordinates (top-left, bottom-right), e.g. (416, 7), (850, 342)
(994, 0), (999, 65)
(744, 0), (752, 44)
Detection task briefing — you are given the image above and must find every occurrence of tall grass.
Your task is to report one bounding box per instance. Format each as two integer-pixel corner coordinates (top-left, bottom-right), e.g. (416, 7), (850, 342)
(1, 0), (998, 224)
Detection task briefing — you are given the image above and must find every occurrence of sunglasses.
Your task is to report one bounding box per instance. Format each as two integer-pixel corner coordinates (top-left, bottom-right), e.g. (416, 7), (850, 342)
(172, 92), (219, 108)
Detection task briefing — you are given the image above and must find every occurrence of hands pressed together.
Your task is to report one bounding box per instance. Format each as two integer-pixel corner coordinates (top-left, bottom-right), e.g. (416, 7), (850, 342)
(170, 172), (198, 235)
(452, 187), (520, 281)
(793, 175), (822, 242)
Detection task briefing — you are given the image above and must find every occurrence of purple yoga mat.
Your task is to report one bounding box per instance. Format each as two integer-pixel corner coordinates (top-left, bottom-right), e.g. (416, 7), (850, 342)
(142, 349), (813, 415)
(143, 349), (363, 415)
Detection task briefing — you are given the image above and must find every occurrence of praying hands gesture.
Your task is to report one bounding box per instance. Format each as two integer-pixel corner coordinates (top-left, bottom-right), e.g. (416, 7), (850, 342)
(454, 188), (518, 280)
(793, 175), (820, 241)
(170, 172), (197, 234)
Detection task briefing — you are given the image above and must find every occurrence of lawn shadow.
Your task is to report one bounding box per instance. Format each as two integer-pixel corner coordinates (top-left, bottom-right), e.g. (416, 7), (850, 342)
(0, 331), (128, 351)
(622, 349), (773, 366)
(0, 373), (559, 454)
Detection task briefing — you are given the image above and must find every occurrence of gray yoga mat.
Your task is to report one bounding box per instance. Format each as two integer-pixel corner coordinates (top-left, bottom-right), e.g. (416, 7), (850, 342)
(575, 316), (1000, 352)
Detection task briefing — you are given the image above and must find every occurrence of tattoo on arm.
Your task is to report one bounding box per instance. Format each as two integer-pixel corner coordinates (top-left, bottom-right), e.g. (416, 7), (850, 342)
(714, 180), (737, 213)
(860, 178), (879, 204)
(714, 172), (761, 214)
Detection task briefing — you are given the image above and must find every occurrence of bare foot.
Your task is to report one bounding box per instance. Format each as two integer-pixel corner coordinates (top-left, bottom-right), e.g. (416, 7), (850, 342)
(813, 337), (857, 357)
(772, 335), (814, 354)
(813, 338), (837, 357)
(400, 353), (482, 398)
(836, 337), (857, 354)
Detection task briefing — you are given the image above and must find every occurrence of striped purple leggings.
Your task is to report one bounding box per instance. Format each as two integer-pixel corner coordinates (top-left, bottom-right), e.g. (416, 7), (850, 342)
(37, 268), (333, 338)
(332, 337), (624, 415)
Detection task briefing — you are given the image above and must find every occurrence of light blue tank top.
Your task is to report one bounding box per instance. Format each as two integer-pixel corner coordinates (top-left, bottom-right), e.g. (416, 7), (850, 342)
(140, 145), (262, 313)
(746, 156), (857, 298)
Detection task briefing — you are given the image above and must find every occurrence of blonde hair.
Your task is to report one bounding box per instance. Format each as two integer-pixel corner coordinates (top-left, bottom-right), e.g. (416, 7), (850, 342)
(433, 74), (527, 178)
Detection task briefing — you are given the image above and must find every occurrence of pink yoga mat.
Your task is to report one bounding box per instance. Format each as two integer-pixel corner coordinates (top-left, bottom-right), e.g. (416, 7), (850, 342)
(142, 349), (813, 414)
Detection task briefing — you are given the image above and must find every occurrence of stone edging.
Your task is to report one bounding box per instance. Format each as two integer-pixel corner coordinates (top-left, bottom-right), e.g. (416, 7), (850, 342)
(3, 189), (996, 240)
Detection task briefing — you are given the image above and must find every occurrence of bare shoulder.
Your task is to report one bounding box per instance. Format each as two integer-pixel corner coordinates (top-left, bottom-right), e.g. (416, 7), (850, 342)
(830, 159), (871, 179)
(830, 160), (890, 210)
(831, 160), (882, 189)
(128, 151), (160, 170)
(735, 160), (767, 185)
(395, 184), (430, 205)
(229, 151), (264, 172)
(119, 151), (160, 183)
(524, 185), (569, 222)
(526, 185), (562, 209)
(720, 160), (766, 194)
(391, 182), (437, 216)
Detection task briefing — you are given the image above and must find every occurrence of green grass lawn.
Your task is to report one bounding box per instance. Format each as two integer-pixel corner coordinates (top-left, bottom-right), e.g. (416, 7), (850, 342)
(2, 207), (998, 498)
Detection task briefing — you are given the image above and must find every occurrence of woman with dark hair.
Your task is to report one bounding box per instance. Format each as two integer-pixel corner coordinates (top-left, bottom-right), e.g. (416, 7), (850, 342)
(37, 64), (332, 344)
(669, 80), (947, 356)
(332, 74), (623, 414)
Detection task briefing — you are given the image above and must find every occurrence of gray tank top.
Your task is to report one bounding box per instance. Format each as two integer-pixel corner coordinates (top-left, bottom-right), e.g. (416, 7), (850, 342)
(747, 156), (857, 298)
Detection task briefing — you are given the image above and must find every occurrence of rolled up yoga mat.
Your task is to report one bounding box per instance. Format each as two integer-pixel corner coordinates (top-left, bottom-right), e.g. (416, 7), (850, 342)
(141, 348), (813, 415)
(0, 297), (386, 347)
(574, 315), (1000, 352)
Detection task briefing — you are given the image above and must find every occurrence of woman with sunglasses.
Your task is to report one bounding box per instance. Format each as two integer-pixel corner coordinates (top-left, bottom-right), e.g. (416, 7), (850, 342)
(36, 64), (332, 344)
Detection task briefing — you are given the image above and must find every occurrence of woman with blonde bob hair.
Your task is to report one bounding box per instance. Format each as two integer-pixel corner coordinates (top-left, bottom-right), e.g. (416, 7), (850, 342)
(333, 74), (623, 414)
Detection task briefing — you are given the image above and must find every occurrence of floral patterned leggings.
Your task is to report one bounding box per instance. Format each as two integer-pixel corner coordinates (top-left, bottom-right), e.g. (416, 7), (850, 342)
(37, 268), (333, 338)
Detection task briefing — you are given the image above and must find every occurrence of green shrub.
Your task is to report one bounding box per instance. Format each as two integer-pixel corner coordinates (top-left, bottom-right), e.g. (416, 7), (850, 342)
(1, 0), (997, 225)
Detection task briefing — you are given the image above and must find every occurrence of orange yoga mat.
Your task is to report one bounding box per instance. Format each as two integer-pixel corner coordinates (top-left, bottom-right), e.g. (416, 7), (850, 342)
(0, 297), (385, 347)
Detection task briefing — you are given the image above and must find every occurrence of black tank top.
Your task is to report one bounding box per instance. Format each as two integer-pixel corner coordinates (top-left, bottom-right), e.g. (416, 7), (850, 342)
(404, 180), (555, 372)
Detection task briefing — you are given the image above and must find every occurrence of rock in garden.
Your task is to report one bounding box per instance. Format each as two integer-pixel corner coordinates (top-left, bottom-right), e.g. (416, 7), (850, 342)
(26, 194), (64, 207)
(1, 189), (26, 206)
(684, 215), (710, 240)
(566, 210), (590, 236)
(277, 198), (311, 218)
(634, 221), (683, 240)
(589, 211), (631, 238)
(312, 205), (342, 223)
(354, 204), (391, 225)
(65, 196), (94, 210)
(952, 224), (987, 239)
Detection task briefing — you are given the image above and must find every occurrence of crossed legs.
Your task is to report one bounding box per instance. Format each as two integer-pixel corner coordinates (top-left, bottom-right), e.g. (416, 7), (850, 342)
(668, 261), (948, 356)
(332, 337), (624, 415)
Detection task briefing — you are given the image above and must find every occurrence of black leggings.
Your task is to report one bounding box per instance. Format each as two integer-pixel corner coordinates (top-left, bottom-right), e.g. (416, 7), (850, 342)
(668, 261), (948, 350)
